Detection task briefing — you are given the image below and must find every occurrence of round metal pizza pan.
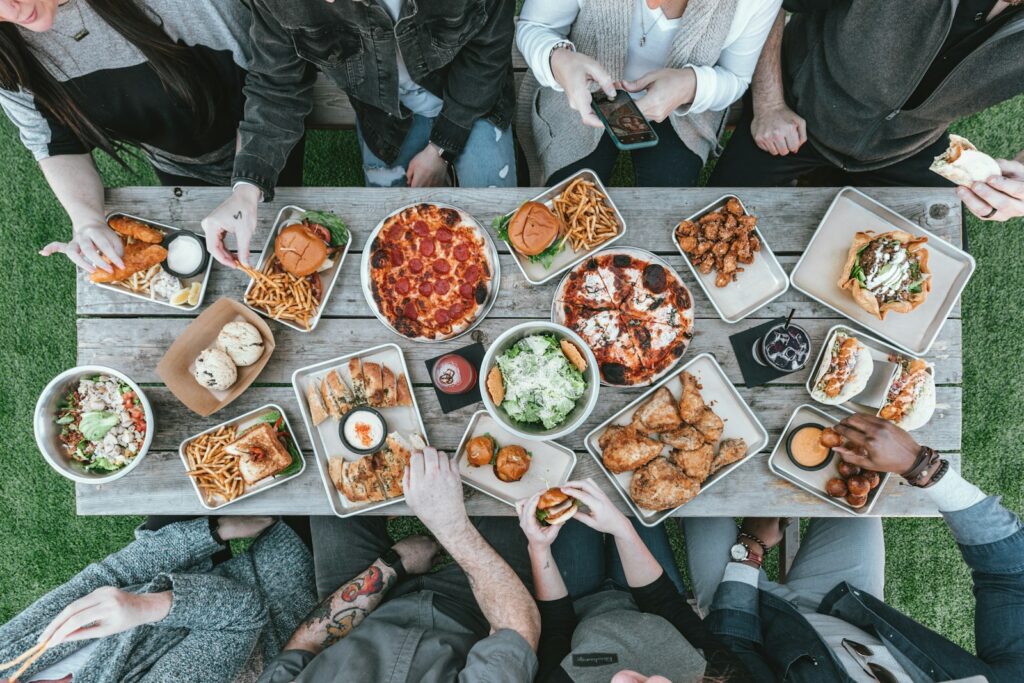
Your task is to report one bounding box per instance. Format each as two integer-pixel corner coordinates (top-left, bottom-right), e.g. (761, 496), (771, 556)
(550, 246), (695, 387)
(360, 202), (501, 343)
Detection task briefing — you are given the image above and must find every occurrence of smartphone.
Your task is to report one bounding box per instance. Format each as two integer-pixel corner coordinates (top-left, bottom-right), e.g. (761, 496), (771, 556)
(591, 89), (659, 150)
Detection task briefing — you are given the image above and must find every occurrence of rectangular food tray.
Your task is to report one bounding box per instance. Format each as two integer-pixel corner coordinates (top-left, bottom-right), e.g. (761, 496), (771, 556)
(768, 403), (890, 515)
(179, 402), (306, 511)
(672, 195), (789, 323)
(454, 410), (577, 507)
(584, 353), (768, 527)
(95, 212), (212, 312)
(290, 343), (428, 517)
(243, 205), (352, 333)
(497, 169), (628, 285)
(790, 187), (973, 355)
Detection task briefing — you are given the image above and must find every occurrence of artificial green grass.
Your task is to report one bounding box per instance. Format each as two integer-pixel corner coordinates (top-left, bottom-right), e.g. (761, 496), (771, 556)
(2, 96), (1023, 655)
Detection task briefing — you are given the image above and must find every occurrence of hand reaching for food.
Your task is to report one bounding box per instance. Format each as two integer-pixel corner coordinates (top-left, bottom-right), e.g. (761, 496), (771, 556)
(957, 158), (1024, 222)
(39, 220), (124, 274)
(621, 68), (697, 123)
(832, 413), (921, 474)
(402, 447), (470, 539)
(201, 183), (261, 268)
(38, 587), (172, 647)
(549, 47), (615, 129)
(559, 478), (631, 538)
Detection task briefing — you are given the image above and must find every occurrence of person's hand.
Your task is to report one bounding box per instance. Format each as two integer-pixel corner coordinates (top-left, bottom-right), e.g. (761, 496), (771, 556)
(39, 220), (124, 274)
(740, 517), (784, 550)
(200, 183), (261, 268)
(391, 535), (441, 575)
(559, 478), (631, 538)
(833, 413), (921, 474)
(957, 158), (1024, 221)
(622, 68), (697, 123)
(406, 144), (449, 188)
(38, 587), (172, 646)
(751, 101), (807, 156)
(216, 516), (275, 541)
(549, 47), (616, 129)
(402, 448), (469, 539)
(515, 491), (562, 550)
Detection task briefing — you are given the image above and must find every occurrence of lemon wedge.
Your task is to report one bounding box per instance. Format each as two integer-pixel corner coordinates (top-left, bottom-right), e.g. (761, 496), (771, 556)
(186, 281), (202, 306)
(170, 288), (192, 307)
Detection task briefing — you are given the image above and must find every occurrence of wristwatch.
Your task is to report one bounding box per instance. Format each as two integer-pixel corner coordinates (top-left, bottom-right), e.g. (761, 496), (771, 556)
(380, 547), (408, 583)
(729, 541), (764, 569)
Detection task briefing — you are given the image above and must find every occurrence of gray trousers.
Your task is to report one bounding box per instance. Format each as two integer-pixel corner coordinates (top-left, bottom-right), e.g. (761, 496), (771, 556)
(682, 517), (885, 614)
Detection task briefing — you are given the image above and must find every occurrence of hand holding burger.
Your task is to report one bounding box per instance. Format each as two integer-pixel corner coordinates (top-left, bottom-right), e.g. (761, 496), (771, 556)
(516, 490), (568, 550)
(559, 478), (632, 539)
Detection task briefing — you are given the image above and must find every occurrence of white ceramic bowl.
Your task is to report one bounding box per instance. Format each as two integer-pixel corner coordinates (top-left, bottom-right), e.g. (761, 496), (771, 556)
(34, 365), (155, 484)
(480, 321), (600, 441)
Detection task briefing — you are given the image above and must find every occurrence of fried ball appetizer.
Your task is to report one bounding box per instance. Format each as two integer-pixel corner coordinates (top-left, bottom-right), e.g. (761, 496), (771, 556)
(819, 428), (843, 449)
(494, 445), (531, 482)
(465, 435), (496, 467)
(846, 474), (871, 497)
(846, 493), (868, 509)
(825, 477), (849, 498)
(862, 470), (882, 490)
(837, 460), (862, 478)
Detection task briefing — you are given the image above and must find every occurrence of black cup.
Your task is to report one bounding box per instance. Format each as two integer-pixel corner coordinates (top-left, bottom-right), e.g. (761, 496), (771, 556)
(754, 323), (811, 372)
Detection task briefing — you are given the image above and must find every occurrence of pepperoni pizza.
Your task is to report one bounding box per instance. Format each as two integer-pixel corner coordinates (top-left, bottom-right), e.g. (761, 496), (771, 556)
(367, 203), (495, 341)
(555, 250), (694, 385)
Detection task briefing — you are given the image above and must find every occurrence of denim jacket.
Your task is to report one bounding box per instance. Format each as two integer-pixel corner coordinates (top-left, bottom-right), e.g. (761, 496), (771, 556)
(708, 496), (1024, 682)
(234, 0), (516, 199)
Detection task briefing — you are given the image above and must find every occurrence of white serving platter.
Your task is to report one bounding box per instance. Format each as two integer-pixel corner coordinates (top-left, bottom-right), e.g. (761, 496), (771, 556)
(243, 205), (352, 333)
(768, 404), (890, 516)
(494, 169), (628, 285)
(671, 194), (789, 324)
(179, 402), (306, 511)
(95, 212), (212, 312)
(290, 343), (428, 517)
(454, 410), (577, 507)
(584, 353), (768, 527)
(790, 187), (974, 355)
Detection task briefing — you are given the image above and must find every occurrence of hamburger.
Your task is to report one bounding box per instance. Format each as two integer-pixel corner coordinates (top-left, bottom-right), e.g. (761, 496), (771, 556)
(273, 210), (349, 278)
(809, 332), (873, 405)
(497, 201), (563, 261)
(535, 488), (579, 526)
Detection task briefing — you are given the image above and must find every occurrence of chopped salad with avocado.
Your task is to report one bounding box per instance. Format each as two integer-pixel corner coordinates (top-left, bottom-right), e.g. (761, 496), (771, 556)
(496, 335), (586, 429)
(56, 375), (147, 473)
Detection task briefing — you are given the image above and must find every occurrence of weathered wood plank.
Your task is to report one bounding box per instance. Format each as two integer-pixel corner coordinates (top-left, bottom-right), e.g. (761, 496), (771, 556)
(82, 385), (962, 454)
(75, 449), (961, 518)
(76, 254), (963, 320)
(76, 316), (963, 387)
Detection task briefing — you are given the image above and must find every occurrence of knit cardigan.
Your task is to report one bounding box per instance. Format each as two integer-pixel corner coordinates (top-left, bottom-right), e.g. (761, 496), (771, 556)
(516, 0), (738, 185)
(0, 519), (316, 683)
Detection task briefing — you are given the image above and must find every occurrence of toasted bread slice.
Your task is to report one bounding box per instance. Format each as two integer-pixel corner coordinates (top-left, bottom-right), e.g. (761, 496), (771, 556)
(381, 365), (398, 407)
(373, 448), (407, 498)
(306, 379), (329, 426)
(227, 423), (293, 485)
(349, 358), (367, 402)
(363, 361), (385, 407)
(560, 339), (587, 372)
(385, 432), (413, 465)
(486, 366), (505, 404)
(338, 455), (387, 503)
(396, 373), (413, 407)
(323, 369), (354, 419)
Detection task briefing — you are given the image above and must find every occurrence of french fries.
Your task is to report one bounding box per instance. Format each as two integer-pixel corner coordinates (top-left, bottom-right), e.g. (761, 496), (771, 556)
(184, 425), (243, 504)
(242, 258), (319, 331)
(552, 177), (619, 252)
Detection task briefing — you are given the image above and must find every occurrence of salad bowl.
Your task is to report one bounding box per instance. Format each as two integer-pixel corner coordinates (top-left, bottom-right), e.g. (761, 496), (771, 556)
(480, 321), (599, 442)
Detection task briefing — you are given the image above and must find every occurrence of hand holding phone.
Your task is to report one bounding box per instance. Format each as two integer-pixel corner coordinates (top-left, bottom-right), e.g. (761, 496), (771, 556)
(591, 89), (659, 150)
(622, 68), (698, 123)
(550, 48), (616, 129)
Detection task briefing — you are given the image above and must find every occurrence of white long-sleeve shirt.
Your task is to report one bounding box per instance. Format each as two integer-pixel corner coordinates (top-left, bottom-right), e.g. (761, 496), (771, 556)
(516, 0), (781, 115)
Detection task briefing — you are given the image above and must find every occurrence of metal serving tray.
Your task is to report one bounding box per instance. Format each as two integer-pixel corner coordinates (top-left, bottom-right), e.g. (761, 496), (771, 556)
(671, 194), (789, 324)
(495, 169), (628, 285)
(584, 353), (769, 527)
(790, 187), (974, 355)
(243, 205), (352, 333)
(454, 410), (577, 508)
(768, 404), (890, 515)
(290, 343), (429, 517)
(179, 402), (306, 511)
(96, 212), (212, 312)
(359, 202), (500, 342)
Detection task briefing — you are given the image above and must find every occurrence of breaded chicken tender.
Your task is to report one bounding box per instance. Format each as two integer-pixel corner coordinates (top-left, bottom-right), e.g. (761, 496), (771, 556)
(629, 458), (700, 510)
(90, 241), (168, 283)
(108, 215), (164, 244)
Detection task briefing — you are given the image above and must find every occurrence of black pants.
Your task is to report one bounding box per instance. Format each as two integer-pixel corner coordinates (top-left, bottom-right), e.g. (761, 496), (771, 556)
(310, 516), (532, 638)
(547, 118), (705, 187)
(153, 135), (307, 188)
(709, 94), (955, 188)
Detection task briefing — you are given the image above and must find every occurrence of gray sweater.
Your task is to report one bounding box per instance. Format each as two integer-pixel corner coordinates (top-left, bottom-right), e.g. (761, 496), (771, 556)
(0, 519), (315, 683)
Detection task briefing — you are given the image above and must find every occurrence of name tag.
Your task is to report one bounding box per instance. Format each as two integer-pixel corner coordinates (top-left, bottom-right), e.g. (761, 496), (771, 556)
(572, 653), (619, 667)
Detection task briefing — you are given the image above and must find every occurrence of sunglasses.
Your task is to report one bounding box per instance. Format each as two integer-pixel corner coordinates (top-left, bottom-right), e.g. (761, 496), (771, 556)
(840, 639), (900, 683)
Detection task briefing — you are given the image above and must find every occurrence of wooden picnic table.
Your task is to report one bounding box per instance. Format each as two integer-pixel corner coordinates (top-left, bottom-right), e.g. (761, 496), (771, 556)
(75, 186), (963, 518)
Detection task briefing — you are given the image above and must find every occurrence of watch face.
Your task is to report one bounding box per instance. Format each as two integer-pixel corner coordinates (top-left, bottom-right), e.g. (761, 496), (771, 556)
(730, 543), (748, 561)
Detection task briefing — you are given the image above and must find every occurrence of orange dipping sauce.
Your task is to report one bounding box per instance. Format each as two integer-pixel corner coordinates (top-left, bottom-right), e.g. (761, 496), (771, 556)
(788, 425), (830, 469)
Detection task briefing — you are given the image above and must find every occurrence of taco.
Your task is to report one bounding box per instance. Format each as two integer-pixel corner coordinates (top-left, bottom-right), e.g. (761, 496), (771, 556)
(810, 332), (874, 405)
(878, 357), (935, 431)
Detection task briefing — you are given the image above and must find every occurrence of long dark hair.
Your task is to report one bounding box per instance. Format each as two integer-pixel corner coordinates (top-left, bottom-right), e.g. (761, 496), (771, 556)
(0, 0), (220, 162)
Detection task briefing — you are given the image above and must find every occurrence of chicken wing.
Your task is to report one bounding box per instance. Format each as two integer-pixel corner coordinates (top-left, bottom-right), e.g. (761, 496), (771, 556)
(669, 443), (714, 482)
(678, 372), (705, 423)
(89, 241), (168, 283)
(601, 426), (664, 473)
(710, 438), (748, 475)
(694, 407), (724, 443)
(660, 425), (705, 451)
(629, 458), (700, 511)
(630, 387), (683, 433)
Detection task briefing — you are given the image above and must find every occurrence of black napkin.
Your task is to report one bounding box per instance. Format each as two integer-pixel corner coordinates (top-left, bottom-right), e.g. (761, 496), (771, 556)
(424, 342), (486, 414)
(729, 317), (810, 387)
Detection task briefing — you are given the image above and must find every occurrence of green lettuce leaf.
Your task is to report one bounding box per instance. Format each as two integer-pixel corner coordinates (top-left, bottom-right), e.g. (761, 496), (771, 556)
(303, 210), (349, 248)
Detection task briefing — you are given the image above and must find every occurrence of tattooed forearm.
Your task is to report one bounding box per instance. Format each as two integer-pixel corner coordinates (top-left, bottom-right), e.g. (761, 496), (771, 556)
(285, 560), (396, 654)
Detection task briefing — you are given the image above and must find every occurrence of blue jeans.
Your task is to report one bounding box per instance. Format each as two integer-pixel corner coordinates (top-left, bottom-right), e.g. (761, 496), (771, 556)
(356, 114), (517, 188)
(551, 518), (687, 600)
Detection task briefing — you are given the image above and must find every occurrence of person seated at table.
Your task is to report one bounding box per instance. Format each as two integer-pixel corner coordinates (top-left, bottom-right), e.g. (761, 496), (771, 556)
(201, 0), (517, 269)
(0, 0), (302, 275)
(515, 0), (781, 188)
(515, 478), (752, 682)
(0, 516), (315, 683)
(708, 2), (1024, 222)
(256, 447), (541, 683)
(684, 414), (1024, 682)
